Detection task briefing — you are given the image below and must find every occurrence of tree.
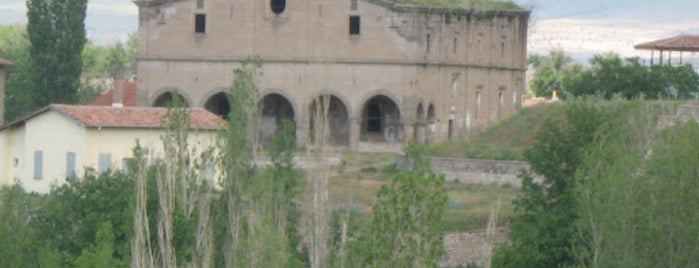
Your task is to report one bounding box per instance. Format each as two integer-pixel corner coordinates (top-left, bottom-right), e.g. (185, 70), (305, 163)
(26, 0), (88, 107)
(562, 53), (699, 99)
(528, 49), (576, 97)
(492, 101), (611, 268)
(360, 146), (448, 267)
(0, 24), (35, 121)
(574, 102), (699, 267)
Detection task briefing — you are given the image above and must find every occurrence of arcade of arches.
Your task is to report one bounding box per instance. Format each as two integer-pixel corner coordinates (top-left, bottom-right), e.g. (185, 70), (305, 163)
(152, 90), (415, 149)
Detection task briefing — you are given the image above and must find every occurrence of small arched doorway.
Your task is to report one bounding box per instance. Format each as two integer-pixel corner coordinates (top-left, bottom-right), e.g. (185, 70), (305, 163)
(204, 92), (231, 118)
(259, 93), (296, 146)
(361, 95), (402, 143)
(153, 91), (190, 107)
(308, 95), (350, 146)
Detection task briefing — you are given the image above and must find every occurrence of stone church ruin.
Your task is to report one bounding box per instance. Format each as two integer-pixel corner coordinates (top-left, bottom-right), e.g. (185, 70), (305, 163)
(133, 0), (529, 150)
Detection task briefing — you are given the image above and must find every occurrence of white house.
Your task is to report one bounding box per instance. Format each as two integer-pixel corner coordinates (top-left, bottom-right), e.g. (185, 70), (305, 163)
(0, 104), (225, 193)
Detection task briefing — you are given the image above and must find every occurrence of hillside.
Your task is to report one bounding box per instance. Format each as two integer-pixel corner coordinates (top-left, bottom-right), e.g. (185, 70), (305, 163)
(426, 102), (566, 160)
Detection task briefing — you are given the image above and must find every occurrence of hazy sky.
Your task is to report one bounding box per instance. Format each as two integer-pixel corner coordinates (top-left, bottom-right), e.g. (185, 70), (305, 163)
(1, 0), (697, 61)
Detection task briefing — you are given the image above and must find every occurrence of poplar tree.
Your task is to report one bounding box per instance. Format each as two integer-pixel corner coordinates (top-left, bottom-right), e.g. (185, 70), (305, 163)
(26, 0), (88, 107)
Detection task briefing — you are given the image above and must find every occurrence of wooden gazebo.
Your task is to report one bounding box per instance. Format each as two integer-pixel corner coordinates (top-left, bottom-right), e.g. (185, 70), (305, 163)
(635, 35), (699, 65)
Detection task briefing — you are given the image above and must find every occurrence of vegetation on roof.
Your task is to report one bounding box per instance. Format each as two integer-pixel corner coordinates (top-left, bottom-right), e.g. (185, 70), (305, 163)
(389, 0), (523, 10)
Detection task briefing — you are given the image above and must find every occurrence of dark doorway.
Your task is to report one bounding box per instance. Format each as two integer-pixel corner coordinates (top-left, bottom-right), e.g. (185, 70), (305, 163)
(361, 95), (401, 143)
(259, 93), (295, 145)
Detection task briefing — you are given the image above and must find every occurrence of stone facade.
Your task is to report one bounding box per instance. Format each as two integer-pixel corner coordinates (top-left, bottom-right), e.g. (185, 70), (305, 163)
(134, 0), (529, 150)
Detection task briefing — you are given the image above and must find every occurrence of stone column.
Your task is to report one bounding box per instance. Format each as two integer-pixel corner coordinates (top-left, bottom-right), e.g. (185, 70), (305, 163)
(402, 120), (415, 147)
(349, 117), (361, 151)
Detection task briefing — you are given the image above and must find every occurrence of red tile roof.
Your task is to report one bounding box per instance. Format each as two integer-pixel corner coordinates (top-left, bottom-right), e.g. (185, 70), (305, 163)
(0, 57), (12, 67)
(86, 81), (138, 106)
(635, 35), (699, 52)
(51, 105), (226, 130)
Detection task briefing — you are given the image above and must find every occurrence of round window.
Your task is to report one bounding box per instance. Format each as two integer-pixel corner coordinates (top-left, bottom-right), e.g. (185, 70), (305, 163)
(270, 0), (286, 14)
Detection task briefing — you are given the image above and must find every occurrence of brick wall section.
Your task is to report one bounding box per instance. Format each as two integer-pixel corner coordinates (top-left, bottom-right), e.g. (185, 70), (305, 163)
(397, 155), (531, 186)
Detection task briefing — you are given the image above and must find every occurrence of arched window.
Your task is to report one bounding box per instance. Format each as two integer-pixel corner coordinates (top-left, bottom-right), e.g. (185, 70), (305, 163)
(270, 0), (286, 14)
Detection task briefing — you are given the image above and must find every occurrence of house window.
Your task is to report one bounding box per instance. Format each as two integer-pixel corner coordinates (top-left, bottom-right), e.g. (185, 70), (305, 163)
(195, 14), (206, 33)
(349, 16), (360, 35)
(196, 0), (204, 9)
(99, 153), (112, 174)
(270, 0), (286, 14)
(34, 151), (43, 180)
(351, 0), (358, 10)
(203, 159), (214, 181)
(66, 152), (76, 178)
(122, 158), (135, 174)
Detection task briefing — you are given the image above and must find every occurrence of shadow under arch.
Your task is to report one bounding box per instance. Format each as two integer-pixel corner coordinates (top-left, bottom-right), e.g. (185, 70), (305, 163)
(203, 90), (231, 118)
(151, 88), (192, 107)
(359, 92), (403, 143)
(258, 92), (296, 146)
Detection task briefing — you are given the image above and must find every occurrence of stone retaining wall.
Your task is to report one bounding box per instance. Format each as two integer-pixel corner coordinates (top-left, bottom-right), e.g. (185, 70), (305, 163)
(441, 228), (509, 268)
(397, 156), (531, 186)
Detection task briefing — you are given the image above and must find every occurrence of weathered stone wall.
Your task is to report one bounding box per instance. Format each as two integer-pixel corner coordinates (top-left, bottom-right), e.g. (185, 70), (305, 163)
(397, 155), (530, 186)
(441, 228), (509, 268)
(657, 104), (699, 129)
(134, 0), (529, 149)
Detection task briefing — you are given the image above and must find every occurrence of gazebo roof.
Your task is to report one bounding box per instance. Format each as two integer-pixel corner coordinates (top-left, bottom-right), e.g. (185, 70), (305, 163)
(635, 35), (699, 52)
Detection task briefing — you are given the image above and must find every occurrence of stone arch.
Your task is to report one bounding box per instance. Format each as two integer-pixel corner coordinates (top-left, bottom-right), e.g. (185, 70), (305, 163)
(360, 94), (403, 143)
(307, 94), (350, 146)
(259, 92), (296, 146)
(427, 103), (436, 122)
(203, 91), (231, 118)
(426, 103), (436, 143)
(151, 88), (192, 107)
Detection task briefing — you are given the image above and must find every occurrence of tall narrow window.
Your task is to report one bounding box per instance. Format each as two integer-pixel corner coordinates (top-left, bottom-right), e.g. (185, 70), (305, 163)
(453, 37), (458, 53)
(34, 151), (43, 180)
(196, 0), (204, 9)
(501, 41), (505, 57)
(270, 0), (286, 14)
(66, 152), (76, 178)
(351, 0), (358, 10)
(426, 33), (431, 53)
(99, 153), (112, 174)
(349, 16), (361, 35)
(195, 14), (206, 33)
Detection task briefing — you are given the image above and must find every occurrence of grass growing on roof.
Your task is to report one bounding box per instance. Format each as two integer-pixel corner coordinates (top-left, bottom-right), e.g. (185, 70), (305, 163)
(390, 0), (523, 10)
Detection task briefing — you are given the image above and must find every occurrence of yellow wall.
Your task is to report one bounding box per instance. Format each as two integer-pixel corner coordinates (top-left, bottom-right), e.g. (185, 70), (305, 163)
(0, 109), (220, 193)
(84, 127), (219, 172)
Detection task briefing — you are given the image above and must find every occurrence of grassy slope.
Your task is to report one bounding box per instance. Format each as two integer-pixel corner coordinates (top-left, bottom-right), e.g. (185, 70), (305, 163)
(426, 102), (567, 160)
